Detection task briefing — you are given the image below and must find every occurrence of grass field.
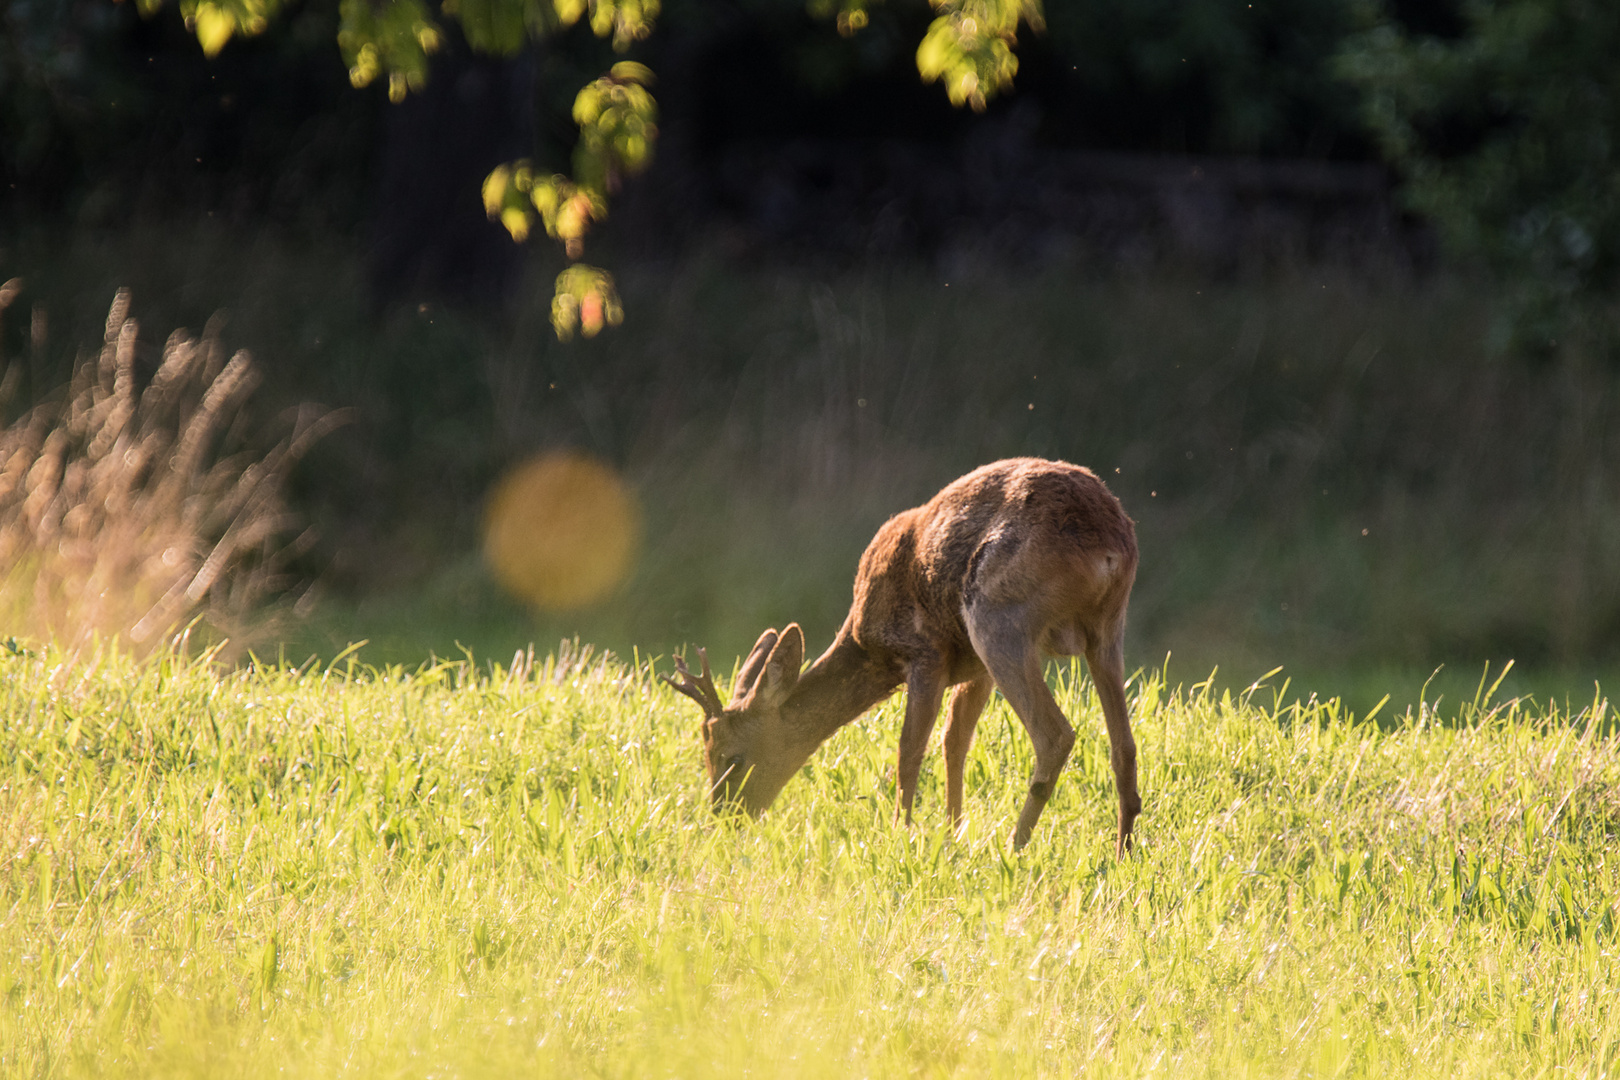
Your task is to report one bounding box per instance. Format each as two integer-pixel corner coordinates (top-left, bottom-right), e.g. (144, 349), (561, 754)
(3, 640), (1618, 1078)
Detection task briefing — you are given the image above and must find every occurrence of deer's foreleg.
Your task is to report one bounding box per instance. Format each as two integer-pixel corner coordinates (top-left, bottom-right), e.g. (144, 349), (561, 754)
(895, 663), (947, 825)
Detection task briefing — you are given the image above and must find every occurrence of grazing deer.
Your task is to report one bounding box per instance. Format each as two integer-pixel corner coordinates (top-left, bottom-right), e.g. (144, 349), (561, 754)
(665, 457), (1140, 855)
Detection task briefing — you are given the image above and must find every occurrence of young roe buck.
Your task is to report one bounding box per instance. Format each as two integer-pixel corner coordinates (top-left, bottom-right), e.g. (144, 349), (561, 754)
(664, 457), (1140, 855)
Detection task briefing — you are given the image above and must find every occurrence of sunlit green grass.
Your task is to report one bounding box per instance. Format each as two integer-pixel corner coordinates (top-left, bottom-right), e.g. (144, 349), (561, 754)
(2, 641), (1619, 1078)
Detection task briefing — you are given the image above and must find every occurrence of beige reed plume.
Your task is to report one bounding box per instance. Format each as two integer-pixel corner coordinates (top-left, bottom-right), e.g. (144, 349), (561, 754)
(0, 284), (345, 651)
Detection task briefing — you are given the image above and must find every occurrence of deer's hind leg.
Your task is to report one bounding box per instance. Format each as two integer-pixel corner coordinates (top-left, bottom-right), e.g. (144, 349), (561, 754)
(965, 607), (1076, 851)
(1086, 624), (1140, 858)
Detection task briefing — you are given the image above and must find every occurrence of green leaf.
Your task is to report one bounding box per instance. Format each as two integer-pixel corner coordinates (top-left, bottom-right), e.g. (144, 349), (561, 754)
(915, 0), (1042, 111)
(337, 0), (442, 99)
(193, 6), (237, 56)
(551, 265), (622, 341)
(258, 935), (279, 995)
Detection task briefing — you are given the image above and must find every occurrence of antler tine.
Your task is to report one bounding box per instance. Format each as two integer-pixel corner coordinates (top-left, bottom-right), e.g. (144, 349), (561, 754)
(662, 647), (724, 717)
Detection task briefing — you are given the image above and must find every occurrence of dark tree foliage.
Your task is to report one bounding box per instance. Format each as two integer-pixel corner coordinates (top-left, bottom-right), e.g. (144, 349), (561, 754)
(1, 2), (152, 217)
(1042, 0), (1366, 158)
(680, 0), (1374, 162)
(1338, 0), (1620, 351)
(0, 1), (377, 230)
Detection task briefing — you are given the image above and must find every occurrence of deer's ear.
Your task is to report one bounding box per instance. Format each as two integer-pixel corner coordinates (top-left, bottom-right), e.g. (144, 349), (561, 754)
(756, 623), (805, 707)
(732, 629), (779, 701)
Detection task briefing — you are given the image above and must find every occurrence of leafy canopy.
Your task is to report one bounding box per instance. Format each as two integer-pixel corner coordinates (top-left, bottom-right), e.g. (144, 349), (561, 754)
(142, 0), (1043, 339)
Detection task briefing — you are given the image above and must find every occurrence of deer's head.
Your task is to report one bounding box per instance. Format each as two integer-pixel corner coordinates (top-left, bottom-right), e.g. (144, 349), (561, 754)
(663, 625), (806, 816)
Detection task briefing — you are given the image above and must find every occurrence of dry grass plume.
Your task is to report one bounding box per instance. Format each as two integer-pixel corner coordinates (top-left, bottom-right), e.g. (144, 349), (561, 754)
(0, 284), (342, 652)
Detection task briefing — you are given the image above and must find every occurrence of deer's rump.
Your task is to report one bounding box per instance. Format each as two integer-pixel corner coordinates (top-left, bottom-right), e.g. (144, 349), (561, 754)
(849, 458), (1137, 671)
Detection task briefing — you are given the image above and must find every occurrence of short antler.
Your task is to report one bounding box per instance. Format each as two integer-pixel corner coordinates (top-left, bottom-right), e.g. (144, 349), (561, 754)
(662, 648), (724, 718)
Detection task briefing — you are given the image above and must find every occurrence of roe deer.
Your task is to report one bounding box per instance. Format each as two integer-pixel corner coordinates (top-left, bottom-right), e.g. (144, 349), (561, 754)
(664, 457), (1140, 855)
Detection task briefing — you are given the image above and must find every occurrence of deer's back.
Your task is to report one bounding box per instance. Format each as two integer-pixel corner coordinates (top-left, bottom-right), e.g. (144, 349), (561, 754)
(845, 459), (1137, 673)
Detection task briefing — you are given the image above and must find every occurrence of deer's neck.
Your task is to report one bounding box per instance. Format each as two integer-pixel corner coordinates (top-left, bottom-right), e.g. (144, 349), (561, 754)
(781, 634), (902, 752)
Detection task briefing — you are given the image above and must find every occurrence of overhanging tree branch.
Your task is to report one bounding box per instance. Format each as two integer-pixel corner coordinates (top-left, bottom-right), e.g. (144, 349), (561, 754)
(139, 0), (1044, 338)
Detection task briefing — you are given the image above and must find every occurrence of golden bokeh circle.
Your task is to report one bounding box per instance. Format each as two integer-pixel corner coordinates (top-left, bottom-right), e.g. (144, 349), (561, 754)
(482, 451), (641, 610)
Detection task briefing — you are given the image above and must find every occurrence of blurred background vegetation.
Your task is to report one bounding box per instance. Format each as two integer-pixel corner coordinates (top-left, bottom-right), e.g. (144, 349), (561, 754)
(2, 0), (1618, 710)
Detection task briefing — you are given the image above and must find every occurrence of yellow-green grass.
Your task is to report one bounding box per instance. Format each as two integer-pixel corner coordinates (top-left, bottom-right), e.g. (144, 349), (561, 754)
(2, 641), (1618, 1078)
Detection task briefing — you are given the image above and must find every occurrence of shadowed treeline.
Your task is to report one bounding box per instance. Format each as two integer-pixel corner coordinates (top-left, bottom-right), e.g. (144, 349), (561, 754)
(5, 223), (1619, 710)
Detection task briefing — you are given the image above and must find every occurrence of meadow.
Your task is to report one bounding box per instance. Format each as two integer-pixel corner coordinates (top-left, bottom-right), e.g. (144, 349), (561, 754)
(6, 223), (1620, 1075)
(3, 639), (1618, 1078)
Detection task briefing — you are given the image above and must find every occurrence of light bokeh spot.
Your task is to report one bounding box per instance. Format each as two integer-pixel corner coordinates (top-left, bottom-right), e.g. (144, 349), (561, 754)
(482, 451), (641, 610)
